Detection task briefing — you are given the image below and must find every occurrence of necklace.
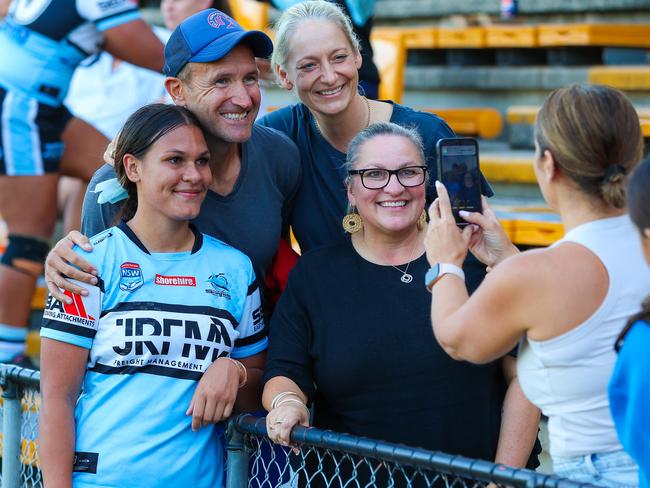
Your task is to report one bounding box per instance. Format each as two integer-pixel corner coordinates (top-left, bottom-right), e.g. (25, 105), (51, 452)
(390, 242), (419, 284)
(313, 96), (371, 136)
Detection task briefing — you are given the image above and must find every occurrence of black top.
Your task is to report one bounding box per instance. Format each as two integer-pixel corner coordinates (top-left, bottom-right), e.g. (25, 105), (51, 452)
(264, 240), (506, 460)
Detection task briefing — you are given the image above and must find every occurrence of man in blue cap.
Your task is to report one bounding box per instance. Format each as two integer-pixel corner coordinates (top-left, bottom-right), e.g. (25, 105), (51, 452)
(44, 9), (301, 398)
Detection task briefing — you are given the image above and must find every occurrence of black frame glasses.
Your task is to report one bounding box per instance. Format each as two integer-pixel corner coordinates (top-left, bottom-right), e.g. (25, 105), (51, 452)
(348, 165), (428, 190)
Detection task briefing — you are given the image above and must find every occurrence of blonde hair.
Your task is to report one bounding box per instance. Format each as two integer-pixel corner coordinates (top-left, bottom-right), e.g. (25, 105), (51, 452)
(535, 84), (643, 208)
(271, 0), (360, 77)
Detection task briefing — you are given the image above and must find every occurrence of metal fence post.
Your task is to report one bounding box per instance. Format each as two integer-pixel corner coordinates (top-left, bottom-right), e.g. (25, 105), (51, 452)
(2, 376), (23, 488)
(226, 421), (250, 488)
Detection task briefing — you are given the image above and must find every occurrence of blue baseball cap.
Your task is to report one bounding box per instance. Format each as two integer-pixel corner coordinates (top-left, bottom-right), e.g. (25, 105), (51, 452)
(163, 9), (273, 77)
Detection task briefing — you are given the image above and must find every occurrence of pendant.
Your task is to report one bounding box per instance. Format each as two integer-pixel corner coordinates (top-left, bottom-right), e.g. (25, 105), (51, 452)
(401, 273), (413, 283)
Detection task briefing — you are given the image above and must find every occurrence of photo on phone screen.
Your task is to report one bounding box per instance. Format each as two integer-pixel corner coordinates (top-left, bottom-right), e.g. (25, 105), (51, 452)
(436, 138), (483, 226)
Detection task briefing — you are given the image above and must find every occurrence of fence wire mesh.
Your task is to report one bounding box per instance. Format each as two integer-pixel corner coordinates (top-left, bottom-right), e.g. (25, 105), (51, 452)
(234, 415), (595, 488)
(0, 365), (595, 488)
(1, 365), (42, 488)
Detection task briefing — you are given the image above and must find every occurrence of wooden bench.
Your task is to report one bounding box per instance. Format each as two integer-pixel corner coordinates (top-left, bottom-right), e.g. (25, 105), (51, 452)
(423, 108), (503, 139)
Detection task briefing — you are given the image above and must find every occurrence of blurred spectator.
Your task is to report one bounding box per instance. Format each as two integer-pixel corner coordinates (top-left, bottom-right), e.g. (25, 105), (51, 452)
(0, 0), (163, 367)
(610, 156), (650, 488)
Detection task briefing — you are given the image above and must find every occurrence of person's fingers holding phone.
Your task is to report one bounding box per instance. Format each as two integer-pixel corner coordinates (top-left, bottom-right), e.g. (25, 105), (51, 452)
(425, 182), (472, 267)
(460, 196), (519, 268)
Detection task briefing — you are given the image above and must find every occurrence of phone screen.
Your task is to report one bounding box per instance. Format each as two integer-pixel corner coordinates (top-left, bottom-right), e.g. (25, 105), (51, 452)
(436, 138), (482, 225)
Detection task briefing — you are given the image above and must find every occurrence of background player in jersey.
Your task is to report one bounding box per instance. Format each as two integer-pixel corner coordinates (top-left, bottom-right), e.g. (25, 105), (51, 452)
(39, 104), (267, 487)
(0, 0), (164, 366)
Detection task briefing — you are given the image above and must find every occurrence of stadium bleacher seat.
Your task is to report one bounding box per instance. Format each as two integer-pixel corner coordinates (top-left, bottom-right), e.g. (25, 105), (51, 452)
(507, 105), (650, 148)
(423, 108), (503, 139)
(588, 66), (650, 90)
(227, 0), (271, 33)
(481, 153), (536, 184)
(371, 27), (407, 103)
(537, 24), (650, 48)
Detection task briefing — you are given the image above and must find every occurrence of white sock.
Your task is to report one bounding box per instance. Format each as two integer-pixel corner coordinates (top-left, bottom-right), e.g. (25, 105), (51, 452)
(0, 324), (27, 361)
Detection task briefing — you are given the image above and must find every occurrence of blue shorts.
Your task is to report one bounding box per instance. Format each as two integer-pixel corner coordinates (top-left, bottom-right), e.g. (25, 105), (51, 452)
(553, 449), (639, 488)
(0, 83), (71, 175)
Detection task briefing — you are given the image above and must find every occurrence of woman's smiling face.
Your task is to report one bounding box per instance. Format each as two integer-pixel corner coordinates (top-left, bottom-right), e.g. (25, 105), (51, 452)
(280, 19), (361, 117)
(348, 134), (426, 237)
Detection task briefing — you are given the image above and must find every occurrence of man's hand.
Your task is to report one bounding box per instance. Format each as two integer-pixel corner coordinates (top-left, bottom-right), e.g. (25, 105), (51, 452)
(44, 231), (97, 303)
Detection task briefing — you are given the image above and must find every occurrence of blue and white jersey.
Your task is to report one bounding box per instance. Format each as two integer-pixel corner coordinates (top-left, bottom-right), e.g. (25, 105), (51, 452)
(41, 222), (267, 488)
(0, 0), (140, 106)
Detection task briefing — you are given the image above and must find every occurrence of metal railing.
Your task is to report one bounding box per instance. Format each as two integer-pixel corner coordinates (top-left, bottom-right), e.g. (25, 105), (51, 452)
(1, 364), (596, 488)
(229, 415), (596, 488)
(1, 364), (42, 488)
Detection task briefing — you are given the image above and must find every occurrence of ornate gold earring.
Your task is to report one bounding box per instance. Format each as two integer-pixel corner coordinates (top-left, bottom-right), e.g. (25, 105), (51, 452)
(417, 209), (427, 230)
(342, 207), (363, 233)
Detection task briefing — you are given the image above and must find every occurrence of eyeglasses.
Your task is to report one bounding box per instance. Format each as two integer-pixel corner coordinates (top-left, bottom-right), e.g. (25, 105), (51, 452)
(348, 166), (428, 190)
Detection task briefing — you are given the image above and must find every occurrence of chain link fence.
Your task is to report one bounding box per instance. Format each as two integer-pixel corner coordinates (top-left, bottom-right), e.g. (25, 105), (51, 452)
(0, 364), (596, 488)
(1, 364), (42, 488)
(230, 415), (597, 488)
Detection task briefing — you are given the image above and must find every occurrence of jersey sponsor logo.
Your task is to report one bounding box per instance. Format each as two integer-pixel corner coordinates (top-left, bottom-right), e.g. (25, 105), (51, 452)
(205, 273), (231, 299)
(154, 274), (196, 287)
(73, 452), (98, 474)
(207, 12), (236, 29)
(119, 262), (144, 292)
(43, 287), (100, 330)
(92, 310), (239, 376)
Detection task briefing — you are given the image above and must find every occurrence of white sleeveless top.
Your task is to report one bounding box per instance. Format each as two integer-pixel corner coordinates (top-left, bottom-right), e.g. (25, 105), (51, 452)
(517, 215), (650, 459)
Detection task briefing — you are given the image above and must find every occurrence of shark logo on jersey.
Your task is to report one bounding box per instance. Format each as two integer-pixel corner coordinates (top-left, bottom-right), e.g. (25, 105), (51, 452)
(119, 262), (144, 292)
(206, 273), (231, 299)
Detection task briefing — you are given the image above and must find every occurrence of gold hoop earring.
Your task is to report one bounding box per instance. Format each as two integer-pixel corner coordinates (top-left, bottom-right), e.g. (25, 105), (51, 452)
(418, 209), (427, 230)
(342, 208), (363, 233)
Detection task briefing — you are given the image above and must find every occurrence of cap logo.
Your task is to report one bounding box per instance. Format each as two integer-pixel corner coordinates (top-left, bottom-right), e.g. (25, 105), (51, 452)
(207, 12), (236, 29)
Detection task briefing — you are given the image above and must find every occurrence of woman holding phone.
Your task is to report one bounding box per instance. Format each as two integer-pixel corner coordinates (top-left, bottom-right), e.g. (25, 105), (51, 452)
(425, 84), (650, 486)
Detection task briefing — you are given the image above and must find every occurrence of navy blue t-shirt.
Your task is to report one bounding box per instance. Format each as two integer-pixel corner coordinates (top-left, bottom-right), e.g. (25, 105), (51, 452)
(258, 102), (493, 292)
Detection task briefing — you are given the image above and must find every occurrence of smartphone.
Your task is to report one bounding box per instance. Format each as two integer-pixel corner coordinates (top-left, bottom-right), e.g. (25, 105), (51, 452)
(436, 137), (483, 226)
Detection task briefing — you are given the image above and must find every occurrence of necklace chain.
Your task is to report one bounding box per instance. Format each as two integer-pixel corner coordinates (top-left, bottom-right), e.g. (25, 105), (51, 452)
(390, 241), (419, 284)
(313, 96), (371, 136)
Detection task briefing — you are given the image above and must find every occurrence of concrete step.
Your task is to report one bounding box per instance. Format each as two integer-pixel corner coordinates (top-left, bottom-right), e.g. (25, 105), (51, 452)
(405, 66), (589, 91)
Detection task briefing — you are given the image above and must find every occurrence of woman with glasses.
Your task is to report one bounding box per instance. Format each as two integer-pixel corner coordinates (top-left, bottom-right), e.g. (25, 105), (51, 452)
(261, 122), (539, 482)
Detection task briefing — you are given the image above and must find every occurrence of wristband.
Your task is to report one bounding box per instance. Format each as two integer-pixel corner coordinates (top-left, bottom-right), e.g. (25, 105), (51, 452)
(425, 263), (465, 292)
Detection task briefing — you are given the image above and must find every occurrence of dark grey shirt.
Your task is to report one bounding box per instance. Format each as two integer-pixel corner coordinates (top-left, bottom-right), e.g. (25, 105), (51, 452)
(81, 124), (302, 290)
